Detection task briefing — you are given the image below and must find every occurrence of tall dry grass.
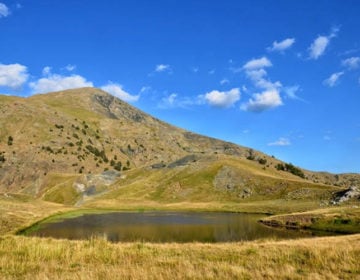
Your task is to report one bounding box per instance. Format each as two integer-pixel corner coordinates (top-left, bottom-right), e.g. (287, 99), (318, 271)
(0, 234), (359, 279)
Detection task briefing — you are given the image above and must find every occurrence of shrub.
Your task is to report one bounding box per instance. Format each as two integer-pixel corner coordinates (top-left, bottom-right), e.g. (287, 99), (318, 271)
(114, 161), (122, 171)
(55, 124), (64, 129)
(7, 136), (13, 146)
(246, 149), (255, 160)
(276, 162), (305, 178)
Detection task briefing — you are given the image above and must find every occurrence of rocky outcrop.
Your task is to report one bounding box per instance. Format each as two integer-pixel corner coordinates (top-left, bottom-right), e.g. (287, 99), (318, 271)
(213, 166), (253, 198)
(331, 186), (360, 204)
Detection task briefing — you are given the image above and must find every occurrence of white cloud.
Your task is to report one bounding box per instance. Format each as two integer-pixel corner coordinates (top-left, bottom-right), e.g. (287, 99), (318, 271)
(342, 57), (360, 70)
(268, 137), (291, 146)
(323, 72), (344, 87)
(0, 3), (9, 18)
(155, 64), (170, 72)
(220, 78), (229, 85)
(30, 74), (93, 93)
(245, 68), (282, 91)
(241, 89), (283, 112)
(267, 38), (295, 52)
(204, 88), (240, 108)
(241, 57), (284, 112)
(208, 69), (215, 75)
(0, 63), (29, 89)
(42, 66), (52, 76)
(243, 57), (272, 70)
(101, 83), (139, 102)
(140, 86), (151, 94)
(65, 64), (76, 72)
(284, 85), (301, 100)
(159, 93), (198, 109)
(160, 93), (178, 108)
(308, 27), (339, 60)
(245, 68), (282, 90)
(309, 36), (329, 59)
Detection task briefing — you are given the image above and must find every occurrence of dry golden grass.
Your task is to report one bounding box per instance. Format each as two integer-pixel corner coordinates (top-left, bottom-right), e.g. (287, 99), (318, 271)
(0, 234), (359, 279)
(1, 193), (360, 279)
(0, 194), (73, 235)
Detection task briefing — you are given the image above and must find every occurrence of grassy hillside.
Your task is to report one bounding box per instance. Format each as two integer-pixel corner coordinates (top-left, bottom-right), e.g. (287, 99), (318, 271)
(1, 87), (358, 209)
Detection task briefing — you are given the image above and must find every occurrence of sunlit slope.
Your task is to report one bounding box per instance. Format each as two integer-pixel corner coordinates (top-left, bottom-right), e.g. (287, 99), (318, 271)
(0, 88), (358, 206)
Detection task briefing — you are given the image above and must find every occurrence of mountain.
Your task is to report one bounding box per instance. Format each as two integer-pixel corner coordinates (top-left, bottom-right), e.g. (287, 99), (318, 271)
(0, 88), (359, 206)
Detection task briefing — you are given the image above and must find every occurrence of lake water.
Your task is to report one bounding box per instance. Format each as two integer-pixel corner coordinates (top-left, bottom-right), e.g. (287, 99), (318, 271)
(25, 211), (333, 243)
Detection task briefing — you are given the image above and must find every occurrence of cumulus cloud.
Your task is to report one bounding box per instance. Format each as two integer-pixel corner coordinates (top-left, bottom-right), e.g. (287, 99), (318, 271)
(241, 57), (284, 112)
(342, 57), (360, 70)
(268, 137), (291, 146)
(243, 57), (272, 70)
(245, 68), (282, 90)
(101, 83), (139, 102)
(0, 3), (9, 18)
(240, 89), (282, 112)
(203, 88), (240, 108)
(155, 64), (171, 72)
(323, 72), (344, 87)
(30, 74), (93, 93)
(267, 38), (295, 52)
(308, 27), (339, 60)
(0, 63), (29, 89)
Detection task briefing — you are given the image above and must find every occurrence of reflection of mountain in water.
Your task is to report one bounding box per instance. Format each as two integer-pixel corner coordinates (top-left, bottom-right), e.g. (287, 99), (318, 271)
(26, 212), (336, 243)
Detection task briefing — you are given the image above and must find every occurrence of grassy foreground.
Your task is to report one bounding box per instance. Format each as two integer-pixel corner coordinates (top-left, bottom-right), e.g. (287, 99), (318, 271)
(1, 194), (360, 279)
(0, 234), (359, 279)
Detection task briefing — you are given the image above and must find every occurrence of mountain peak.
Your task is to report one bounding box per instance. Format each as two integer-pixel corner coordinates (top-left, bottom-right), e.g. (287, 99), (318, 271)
(0, 89), (358, 203)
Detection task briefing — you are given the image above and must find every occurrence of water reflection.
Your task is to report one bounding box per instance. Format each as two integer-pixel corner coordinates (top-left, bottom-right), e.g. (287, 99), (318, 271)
(27, 212), (334, 243)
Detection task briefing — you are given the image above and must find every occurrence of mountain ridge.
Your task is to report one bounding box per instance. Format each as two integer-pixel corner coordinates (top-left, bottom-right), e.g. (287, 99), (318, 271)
(0, 88), (359, 206)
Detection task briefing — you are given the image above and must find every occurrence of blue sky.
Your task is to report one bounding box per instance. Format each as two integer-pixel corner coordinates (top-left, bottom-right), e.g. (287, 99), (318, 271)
(1, 0), (360, 173)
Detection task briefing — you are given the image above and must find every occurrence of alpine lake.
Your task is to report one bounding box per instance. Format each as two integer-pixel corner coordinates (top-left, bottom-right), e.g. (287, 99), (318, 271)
(21, 211), (337, 243)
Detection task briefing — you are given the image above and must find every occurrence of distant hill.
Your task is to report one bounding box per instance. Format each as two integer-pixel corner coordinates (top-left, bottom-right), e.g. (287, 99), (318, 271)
(0, 88), (359, 205)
